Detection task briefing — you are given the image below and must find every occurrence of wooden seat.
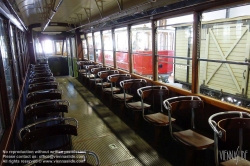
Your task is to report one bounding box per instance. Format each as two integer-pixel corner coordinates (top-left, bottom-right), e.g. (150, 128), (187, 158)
(163, 96), (214, 166)
(138, 86), (172, 146)
(138, 86), (172, 126)
(95, 70), (119, 95)
(119, 79), (148, 125)
(83, 64), (103, 84)
(103, 74), (131, 104)
(208, 111), (250, 166)
(77, 61), (95, 82)
(88, 67), (109, 88)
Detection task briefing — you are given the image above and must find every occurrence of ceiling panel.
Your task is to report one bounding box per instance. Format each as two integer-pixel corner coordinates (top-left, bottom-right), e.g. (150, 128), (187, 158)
(11, 0), (179, 32)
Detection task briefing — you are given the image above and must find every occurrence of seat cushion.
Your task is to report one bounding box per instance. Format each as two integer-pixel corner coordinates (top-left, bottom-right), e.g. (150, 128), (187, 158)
(145, 112), (175, 126)
(173, 129), (214, 149)
(127, 101), (151, 111)
(103, 87), (120, 93)
(96, 82), (110, 87)
(113, 93), (133, 101)
(221, 157), (250, 166)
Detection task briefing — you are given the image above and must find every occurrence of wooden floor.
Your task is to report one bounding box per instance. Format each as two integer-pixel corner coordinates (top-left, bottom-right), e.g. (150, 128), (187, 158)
(56, 76), (214, 166)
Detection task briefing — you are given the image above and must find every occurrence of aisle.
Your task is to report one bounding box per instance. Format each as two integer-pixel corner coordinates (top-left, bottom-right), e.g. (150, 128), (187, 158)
(56, 76), (171, 166)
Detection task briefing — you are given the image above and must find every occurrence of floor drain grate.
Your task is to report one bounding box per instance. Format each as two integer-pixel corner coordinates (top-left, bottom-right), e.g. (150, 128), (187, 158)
(109, 144), (118, 149)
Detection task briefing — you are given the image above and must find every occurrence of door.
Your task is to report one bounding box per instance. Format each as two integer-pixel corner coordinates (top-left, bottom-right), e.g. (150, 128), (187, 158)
(201, 23), (250, 97)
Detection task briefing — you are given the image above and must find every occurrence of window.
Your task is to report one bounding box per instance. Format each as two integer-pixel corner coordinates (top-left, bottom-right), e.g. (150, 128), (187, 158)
(82, 39), (88, 60)
(94, 32), (102, 63)
(55, 40), (63, 55)
(157, 14), (193, 89)
(87, 33), (94, 61)
(42, 39), (53, 55)
(0, 95), (4, 140)
(16, 29), (24, 80)
(71, 37), (76, 58)
(0, 18), (15, 113)
(103, 30), (113, 66)
(10, 25), (21, 94)
(115, 27), (129, 71)
(131, 23), (152, 77)
(199, 4), (250, 108)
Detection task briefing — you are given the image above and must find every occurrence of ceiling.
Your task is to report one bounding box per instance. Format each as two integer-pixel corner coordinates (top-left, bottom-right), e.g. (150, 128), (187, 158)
(9, 0), (179, 32)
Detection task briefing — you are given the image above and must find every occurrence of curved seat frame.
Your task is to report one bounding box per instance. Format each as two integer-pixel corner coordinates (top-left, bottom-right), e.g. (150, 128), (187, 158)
(208, 111), (250, 166)
(96, 70), (119, 92)
(29, 76), (56, 84)
(120, 79), (148, 108)
(18, 117), (78, 150)
(24, 99), (70, 119)
(28, 82), (59, 92)
(138, 86), (170, 126)
(26, 89), (62, 105)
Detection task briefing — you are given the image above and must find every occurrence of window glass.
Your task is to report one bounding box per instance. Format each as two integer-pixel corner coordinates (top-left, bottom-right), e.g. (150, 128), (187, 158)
(0, 95), (4, 140)
(87, 33), (94, 61)
(199, 4), (250, 108)
(103, 30), (113, 66)
(0, 18), (15, 113)
(10, 25), (20, 94)
(63, 40), (67, 56)
(131, 23), (152, 78)
(82, 39), (88, 60)
(94, 32), (102, 63)
(17, 29), (24, 77)
(71, 37), (76, 58)
(41, 39), (53, 55)
(55, 40), (63, 55)
(67, 38), (71, 55)
(115, 27), (129, 70)
(157, 14), (193, 89)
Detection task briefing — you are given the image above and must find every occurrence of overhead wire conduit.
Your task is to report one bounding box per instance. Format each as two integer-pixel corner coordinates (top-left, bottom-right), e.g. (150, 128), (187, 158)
(42, 0), (63, 31)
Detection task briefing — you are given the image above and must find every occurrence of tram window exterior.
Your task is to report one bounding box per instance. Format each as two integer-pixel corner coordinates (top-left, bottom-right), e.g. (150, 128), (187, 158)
(82, 39), (88, 60)
(0, 18), (15, 113)
(94, 32), (102, 63)
(157, 14), (193, 88)
(87, 33), (94, 61)
(131, 23), (152, 77)
(103, 30), (113, 66)
(115, 27), (129, 71)
(199, 4), (250, 108)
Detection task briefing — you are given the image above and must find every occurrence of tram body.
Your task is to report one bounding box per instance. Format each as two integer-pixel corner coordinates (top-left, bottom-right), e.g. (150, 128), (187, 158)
(101, 50), (174, 75)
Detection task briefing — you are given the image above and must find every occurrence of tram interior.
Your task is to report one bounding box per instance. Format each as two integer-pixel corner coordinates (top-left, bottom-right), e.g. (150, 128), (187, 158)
(0, 0), (250, 166)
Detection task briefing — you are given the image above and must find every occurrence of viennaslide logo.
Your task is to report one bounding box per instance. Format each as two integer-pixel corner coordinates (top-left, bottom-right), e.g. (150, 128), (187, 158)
(219, 146), (248, 165)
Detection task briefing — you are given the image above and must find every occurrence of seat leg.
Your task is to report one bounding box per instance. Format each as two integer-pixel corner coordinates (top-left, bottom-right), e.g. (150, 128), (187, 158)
(119, 102), (125, 117)
(133, 111), (141, 129)
(185, 148), (195, 166)
(153, 126), (162, 148)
